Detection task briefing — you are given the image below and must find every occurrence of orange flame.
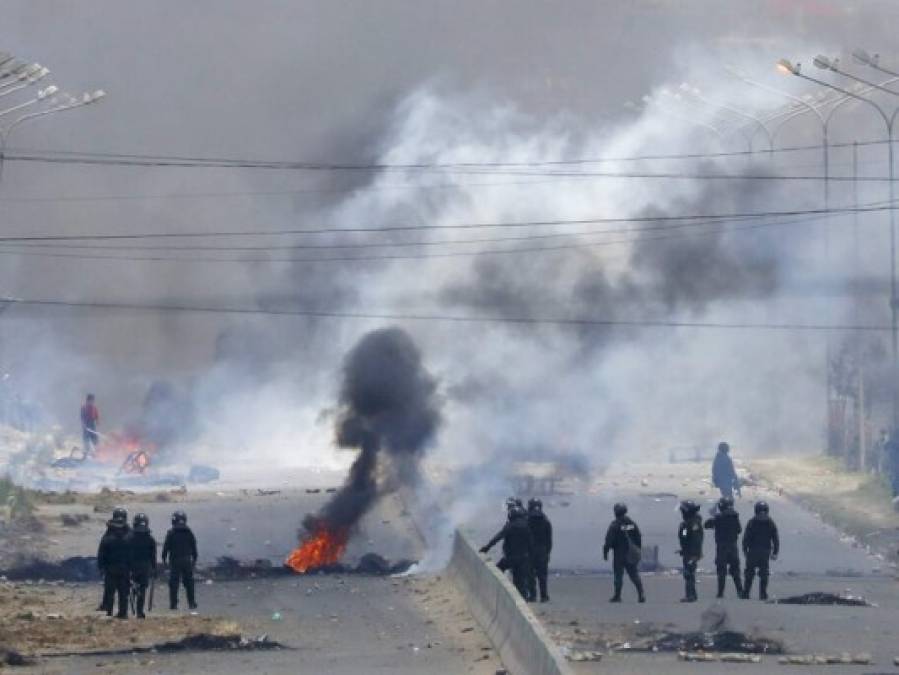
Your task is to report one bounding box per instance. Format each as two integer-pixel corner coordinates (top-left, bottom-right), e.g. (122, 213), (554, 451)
(285, 526), (349, 573)
(93, 432), (155, 473)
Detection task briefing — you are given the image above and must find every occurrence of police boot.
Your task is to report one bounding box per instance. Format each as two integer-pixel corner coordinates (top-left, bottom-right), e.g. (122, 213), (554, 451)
(716, 575), (726, 599)
(759, 576), (769, 601)
(635, 579), (646, 603)
(609, 581), (622, 602)
(169, 586), (178, 611)
(742, 570), (754, 600)
(732, 572), (744, 598)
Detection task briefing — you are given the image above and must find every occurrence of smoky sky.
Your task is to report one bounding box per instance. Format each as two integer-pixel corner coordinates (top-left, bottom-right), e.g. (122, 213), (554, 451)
(1, 0), (898, 443)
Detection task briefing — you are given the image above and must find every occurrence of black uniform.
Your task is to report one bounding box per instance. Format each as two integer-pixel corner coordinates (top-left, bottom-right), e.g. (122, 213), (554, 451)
(129, 529), (157, 617)
(742, 514), (779, 599)
(527, 511), (553, 602)
(712, 450), (738, 499)
(678, 514), (704, 601)
(603, 516), (645, 602)
(162, 523), (198, 609)
(704, 508), (744, 598)
(482, 515), (534, 599)
(97, 523), (131, 618)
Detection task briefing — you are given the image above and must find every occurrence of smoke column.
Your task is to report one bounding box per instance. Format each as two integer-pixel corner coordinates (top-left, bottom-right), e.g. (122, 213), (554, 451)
(302, 326), (441, 535)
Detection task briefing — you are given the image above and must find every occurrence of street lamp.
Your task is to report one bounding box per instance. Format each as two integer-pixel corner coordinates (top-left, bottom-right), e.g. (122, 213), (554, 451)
(779, 57), (899, 430)
(0, 88), (106, 186)
(627, 96), (728, 146)
(854, 48), (899, 79)
(678, 82), (775, 152)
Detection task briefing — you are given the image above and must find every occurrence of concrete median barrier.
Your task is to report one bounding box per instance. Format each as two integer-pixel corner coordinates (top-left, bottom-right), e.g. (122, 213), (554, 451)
(447, 529), (573, 675)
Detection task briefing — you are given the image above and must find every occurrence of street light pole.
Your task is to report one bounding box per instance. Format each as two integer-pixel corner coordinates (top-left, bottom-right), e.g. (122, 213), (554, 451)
(778, 58), (899, 430)
(678, 83), (775, 152)
(0, 89), (106, 187)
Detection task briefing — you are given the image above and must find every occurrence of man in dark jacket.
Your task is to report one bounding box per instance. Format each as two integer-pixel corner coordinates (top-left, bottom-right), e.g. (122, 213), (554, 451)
(526, 498), (553, 603)
(97, 507), (131, 618)
(603, 503), (645, 603)
(480, 505), (534, 599)
(677, 500), (704, 603)
(742, 501), (780, 600)
(129, 513), (157, 618)
(704, 496), (744, 598)
(161, 510), (198, 610)
(712, 442), (739, 499)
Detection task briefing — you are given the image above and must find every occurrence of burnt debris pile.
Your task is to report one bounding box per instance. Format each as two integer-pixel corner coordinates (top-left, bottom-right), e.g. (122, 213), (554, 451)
(775, 592), (872, 607)
(628, 630), (785, 655)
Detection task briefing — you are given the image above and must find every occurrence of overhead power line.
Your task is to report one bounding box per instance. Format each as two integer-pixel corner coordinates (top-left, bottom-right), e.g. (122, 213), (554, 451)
(0, 297), (889, 333)
(0, 210), (862, 264)
(5, 137), (892, 171)
(0, 203), (892, 244)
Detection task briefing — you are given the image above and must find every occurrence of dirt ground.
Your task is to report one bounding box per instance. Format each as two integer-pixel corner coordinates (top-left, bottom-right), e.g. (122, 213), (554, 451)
(749, 455), (899, 564)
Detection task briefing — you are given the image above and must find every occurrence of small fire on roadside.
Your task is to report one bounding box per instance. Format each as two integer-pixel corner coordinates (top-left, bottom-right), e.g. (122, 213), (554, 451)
(285, 525), (349, 573)
(94, 432), (156, 474)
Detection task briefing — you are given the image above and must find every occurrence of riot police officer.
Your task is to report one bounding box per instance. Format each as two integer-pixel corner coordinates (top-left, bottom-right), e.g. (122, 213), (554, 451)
(603, 503), (645, 603)
(480, 504), (534, 600)
(677, 500), (703, 603)
(162, 510), (198, 610)
(704, 496), (744, 599)
(742, 501), (780, 600)
(97, 507), (131, 618)
(129, 513), (157, 618)
(526, 498), (553, 603)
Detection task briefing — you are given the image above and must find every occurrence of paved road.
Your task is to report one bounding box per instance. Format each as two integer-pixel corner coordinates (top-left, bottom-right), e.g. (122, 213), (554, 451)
(465, 461), (897, 673)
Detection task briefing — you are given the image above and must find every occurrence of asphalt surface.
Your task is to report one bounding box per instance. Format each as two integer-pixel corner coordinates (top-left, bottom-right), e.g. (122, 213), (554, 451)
(465, 461), (897, 673)
(14, 481), (501, 674)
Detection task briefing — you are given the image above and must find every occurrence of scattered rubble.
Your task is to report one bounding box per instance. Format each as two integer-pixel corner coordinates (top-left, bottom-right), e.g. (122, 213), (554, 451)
(774, 592), (872, 607)
(623, 631), (784, 655)
(204, 554), (417, 580)
(59, 513), (89, 527)
(777, 653), (871, 665)
(679, 652), (761, 663)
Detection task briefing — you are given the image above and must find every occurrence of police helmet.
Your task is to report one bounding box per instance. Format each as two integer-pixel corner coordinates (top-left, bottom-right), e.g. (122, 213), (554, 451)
(754, 501), (769, 515)
(718, 441), (730, 454)
(528, 498), (543, 513)
(133, 513), (149, 532)
(172, 510), (187, 525)
(111, 507), (128, 524)
(510, 505), (527, 520)
(679, 499), (699, 515)
(718, 496), (734, 511)
(613, 502), (628, 518)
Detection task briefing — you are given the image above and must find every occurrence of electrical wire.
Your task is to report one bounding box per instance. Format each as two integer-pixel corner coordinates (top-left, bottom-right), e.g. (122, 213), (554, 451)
(0, 296), (888, 333)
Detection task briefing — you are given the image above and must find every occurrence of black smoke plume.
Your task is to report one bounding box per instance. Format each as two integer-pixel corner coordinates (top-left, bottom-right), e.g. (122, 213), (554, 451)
(302, 327), (441, 534)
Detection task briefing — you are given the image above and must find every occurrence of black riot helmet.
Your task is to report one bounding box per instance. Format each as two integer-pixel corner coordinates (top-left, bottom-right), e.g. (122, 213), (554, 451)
(111, 507), (128, 524)
(528, 498), (543, 514)
(679, 500), (699, 516)
(754, 501), (769, 515)
(718, 496), (734, 512)
(510, 505), (527, 520)
(171, 510), (187, 526)
(718, 441), (730, 454)
(133, 513), (149, 532)
(613, 503), (628, 518)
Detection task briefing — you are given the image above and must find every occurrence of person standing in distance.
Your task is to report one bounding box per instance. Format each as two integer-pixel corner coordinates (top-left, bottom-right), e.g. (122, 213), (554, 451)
(80, 393), (100, 456)
(480, 504), (534, 600)
(704, 496), (744, 599)
(526, 498), (553, 603)
(129, 513), (157, 618)
(603, 503), (645, 603)
(162, 510), (198, 610)
(742, 501), (780, 600)
(712, 442), (740, 499)
(97, 507), (131, 619)
(677, 500), (704, 603)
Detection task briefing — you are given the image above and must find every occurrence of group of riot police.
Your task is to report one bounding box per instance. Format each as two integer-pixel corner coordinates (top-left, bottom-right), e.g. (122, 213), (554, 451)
(481, 495), (780, 605)
(479, 497), (553, 602)
(96, 507), (199, 618)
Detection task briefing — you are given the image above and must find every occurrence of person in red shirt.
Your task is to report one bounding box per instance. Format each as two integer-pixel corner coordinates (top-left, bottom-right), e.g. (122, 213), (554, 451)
(81, 393), (100, 455)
